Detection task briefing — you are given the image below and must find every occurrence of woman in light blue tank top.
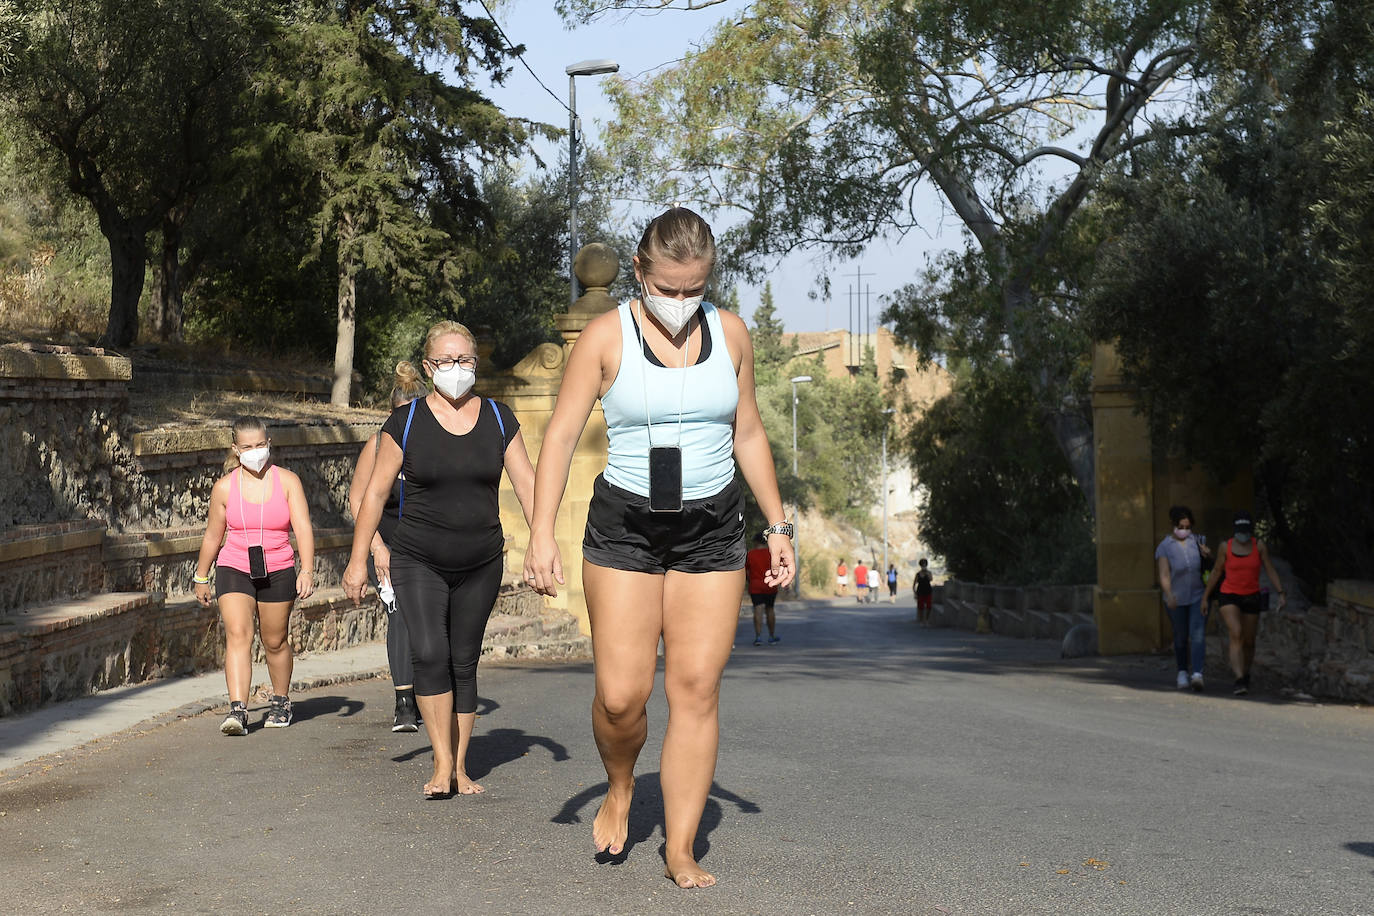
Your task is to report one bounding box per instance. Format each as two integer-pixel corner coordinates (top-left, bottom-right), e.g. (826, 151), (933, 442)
(525, 208), (795, 889)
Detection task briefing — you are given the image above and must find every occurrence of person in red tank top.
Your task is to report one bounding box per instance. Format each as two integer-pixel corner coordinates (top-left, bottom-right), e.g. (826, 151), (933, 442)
(193, 416), (316, 735)
(746, 533), (780, 645)
(1201, 510), (1288, 695)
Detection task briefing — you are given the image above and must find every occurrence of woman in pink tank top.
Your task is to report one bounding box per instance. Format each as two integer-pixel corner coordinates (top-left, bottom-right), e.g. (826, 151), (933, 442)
(193, 416), (316, 735)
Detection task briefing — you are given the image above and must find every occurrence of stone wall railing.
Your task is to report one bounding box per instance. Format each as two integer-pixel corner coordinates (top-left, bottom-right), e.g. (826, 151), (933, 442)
(936, 580), (1095, 640)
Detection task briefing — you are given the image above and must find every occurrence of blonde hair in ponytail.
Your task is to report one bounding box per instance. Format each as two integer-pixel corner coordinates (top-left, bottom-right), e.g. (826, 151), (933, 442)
(391, 360), (426, 406)
(223, 415), (267, 473)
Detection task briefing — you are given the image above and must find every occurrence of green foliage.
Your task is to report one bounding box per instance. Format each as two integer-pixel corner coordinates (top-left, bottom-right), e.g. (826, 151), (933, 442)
(0, 0), (274, 346)
(590, 0), (1208, 505)
(749, 282), (797, 385)
(0, 134), (110, 334)
(1084, 0), (1374, 582)
(906, 364), (1095, 584)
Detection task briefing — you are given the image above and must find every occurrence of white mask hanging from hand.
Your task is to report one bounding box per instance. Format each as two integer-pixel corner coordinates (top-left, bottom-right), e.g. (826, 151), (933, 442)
(238, 446), (270, 473)
(641, 284), (702, 338)
(432, 363), (475, 400)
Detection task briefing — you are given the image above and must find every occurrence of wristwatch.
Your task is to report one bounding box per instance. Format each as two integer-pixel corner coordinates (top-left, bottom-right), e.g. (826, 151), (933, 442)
(761, 521), (795, 538)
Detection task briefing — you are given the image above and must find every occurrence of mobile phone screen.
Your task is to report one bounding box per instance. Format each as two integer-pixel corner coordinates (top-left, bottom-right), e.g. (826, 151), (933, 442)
(648, 446), (683, 512)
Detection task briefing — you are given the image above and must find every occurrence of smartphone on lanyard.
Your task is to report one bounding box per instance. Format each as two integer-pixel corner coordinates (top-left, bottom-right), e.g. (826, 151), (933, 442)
(648, 445), (683, 512)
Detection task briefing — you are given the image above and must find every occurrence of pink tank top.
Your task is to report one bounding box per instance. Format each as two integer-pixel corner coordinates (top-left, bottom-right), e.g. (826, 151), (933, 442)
(217, 467), (295, 575)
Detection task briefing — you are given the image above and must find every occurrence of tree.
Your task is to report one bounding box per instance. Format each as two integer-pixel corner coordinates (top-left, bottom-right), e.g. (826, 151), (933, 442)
(272, 1), (533, 405)
(749, 282), (796, 383)
(906, 362), (1095, 583)
(1083, 0), (1374, 584)
(570, 0), (1207, 508)
(0, 0), (270, 347)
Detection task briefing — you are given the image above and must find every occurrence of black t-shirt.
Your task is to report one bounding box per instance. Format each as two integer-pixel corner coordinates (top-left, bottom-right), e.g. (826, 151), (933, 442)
(380, 396), (518, 573)
(915, 569), (933, 596)
(374, 433), (403, 546)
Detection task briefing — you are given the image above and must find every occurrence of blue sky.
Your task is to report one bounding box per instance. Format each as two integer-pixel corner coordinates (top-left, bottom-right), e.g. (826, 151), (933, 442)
(476, 1), (961, 334)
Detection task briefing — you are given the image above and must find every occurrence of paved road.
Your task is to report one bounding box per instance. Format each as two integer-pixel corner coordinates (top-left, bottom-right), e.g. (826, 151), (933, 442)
(2, 596), (1372, 915)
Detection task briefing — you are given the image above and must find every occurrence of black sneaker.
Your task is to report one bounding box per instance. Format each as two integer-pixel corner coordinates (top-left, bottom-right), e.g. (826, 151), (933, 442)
(1233, 677), (1249, 696)
(392, 693), (419, 733)
(264, 695), (293, 728)
(220, 703), (248, 736)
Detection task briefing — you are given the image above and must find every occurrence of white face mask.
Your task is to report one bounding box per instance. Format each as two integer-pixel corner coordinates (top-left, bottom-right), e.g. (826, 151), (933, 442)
(1234, 531), (1252, 545)
(238, 446), (270, 473)
(641, 284), (702, 338)
(1174, 527), (1191, 540)
(432, 363), (475, 400)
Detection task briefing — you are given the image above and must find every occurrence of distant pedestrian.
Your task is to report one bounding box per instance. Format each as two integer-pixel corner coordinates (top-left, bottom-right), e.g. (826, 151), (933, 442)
(853, 560), (870, 603)
(1201, 510), (1287, 695)
(914, 558), (933, 624)
(193, 416), (316, 735)
(886, 563), (898, 602)
(343, 320), (536, 798)
(1154, 505), (1212, 692)
(747, 533), (780, 645)
(867, 562), (881, 603)
(836, 559), (848, 597)
(348, 362), (427, 732)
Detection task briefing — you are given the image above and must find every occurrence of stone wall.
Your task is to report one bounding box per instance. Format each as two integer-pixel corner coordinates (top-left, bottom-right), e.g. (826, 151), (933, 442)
(1256, 580), (1374, 703)
(0, 521), (107, 611)
(125, 424), (377, 531)
(0, 345), (133, 531)
(938, 580), (1095, 640)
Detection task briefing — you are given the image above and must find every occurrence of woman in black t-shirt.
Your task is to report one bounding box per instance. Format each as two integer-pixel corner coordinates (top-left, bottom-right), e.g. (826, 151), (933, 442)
(345, 321), (535, 799)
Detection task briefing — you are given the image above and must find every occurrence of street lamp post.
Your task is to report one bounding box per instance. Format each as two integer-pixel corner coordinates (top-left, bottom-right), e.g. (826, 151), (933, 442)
(881, 407), (896, 581)
(790, 375), (813, 596)
(566, 59), (619, 310)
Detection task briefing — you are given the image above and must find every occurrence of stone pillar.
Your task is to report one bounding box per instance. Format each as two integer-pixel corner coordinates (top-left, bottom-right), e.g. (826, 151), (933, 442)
(1091, 342), (1164, 654)
(477, 243), (620, 635)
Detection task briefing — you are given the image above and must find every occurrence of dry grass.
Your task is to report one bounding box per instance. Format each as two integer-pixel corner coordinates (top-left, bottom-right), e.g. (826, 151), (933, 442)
(128, 387), (386, 431)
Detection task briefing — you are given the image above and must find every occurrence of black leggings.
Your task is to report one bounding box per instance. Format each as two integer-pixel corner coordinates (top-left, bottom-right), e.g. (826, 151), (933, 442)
(389, 552), (503, 711)
(368, 555), (414, 688)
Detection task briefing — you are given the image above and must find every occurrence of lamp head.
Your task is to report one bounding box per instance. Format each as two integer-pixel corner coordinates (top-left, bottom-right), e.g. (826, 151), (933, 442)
(566, 59), (619, 76)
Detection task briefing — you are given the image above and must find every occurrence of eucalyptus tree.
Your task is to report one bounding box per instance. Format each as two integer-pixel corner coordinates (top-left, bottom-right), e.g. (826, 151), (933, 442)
(567, 0), (1207, 507)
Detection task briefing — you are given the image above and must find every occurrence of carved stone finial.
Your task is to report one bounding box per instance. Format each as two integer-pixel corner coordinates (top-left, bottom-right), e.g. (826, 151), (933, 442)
(569, 243), (620, 316)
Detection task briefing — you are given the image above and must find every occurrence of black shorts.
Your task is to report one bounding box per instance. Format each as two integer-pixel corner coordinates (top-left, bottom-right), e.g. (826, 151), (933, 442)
(583, 474), (746, 574)
(750, 592), (777, 609)
(1218, 591), (1264, 614)
(215, 565), (297, 602)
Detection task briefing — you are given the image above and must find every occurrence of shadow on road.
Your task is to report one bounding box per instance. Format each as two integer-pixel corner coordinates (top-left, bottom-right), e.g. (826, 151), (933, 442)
(467, 727), (571, 779)
(739, 601), (1341, 706)
(289, 694), (365, 724)
(551, 775), (760, 867)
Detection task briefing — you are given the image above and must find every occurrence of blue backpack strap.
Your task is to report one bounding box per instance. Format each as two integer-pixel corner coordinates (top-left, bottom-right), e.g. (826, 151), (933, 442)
(397, 399), (418, 518)
(488, 398), (506, 450)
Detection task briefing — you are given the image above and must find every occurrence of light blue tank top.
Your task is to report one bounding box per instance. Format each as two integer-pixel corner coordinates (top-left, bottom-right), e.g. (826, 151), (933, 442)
(601, 302), (739, 500)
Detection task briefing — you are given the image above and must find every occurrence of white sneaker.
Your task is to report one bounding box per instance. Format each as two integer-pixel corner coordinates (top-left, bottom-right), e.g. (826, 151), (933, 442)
(1190, 673), (1204, 692)
(1176, 670), (1189, 689)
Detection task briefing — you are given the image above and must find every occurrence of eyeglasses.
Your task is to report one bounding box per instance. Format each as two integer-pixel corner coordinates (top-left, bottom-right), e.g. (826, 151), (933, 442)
(427, 355), (478, 370)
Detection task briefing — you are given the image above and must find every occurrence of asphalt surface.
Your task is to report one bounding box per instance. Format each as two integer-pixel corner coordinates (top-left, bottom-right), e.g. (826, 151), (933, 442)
(1, 595), (1372, 915)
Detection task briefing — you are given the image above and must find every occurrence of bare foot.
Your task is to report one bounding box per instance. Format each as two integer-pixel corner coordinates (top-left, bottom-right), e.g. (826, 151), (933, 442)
(592, 782), (633, 855)
(455, 769), (484, 795)
(424, 759), (456, 798)
(664, 851), (715, 888)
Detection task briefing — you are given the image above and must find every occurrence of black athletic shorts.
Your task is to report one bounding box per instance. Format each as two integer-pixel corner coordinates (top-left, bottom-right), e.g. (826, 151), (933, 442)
(750, 592), (777, 609)
(215, 565), (297, 602)
(1218, 591), (1264, 614)
(583, 474), (746, 574)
